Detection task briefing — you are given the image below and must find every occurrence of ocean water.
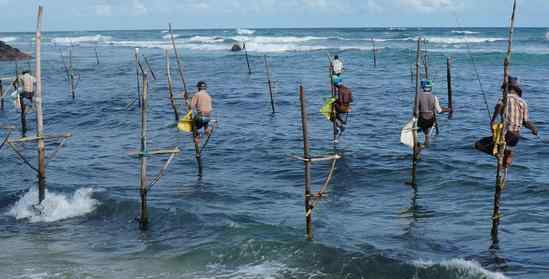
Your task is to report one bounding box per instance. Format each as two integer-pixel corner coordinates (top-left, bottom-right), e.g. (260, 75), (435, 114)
(0, 27), (548, 278)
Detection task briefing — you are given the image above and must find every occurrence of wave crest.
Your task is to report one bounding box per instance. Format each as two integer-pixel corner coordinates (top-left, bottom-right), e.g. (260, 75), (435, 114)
(7, 188), (99, 223)
(51, 35), (112, 45)
(414, 259), (508, 279)
(237, 28), (256, 35)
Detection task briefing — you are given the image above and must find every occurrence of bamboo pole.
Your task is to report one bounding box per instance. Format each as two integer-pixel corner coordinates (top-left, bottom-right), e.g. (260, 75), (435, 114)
(423, 39), (429, 80)
(168, 23), (189, 99)
(143, 55), (157, 80)
(411, 38), (421, 189)
(167, 24), (202, 175)
(94, 47), (100, 65)
(165, 49), (180, 122)
(243, 42), (252, 75)
(19, 93), (27, 137)
(35, 6), (46, 204)
(69, 48), (75, 99)
(139, 72), (149, 229)
(134, 48), (141, 107)
(264, 55), (275, 113)
(327, 57), (337, 143)
(491, 0), (517, 244)
(0, 80), (4, 111)
(447, 57), (453, 119)
(298, 84), (313, 240)
(372, 38), (377, 67)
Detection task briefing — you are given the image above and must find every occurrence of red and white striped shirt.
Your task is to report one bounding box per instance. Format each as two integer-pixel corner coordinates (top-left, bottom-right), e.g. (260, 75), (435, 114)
(499, 91), (528, 134)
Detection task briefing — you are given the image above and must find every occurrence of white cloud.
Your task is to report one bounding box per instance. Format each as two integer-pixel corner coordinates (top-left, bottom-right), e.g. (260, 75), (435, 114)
(399, 0), (458, 13)
(95, 4), (112, 16)
(131, 0), (147, 16)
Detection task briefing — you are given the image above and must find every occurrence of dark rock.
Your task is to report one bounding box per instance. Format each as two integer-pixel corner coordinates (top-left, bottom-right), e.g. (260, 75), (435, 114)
(0, 41), (31, 61)
(230, 44), (242, 52)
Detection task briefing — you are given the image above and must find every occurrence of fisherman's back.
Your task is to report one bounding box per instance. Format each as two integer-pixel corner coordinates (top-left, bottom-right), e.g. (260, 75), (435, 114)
(192, 90), (213, 115)
(503, 92), (528, 134)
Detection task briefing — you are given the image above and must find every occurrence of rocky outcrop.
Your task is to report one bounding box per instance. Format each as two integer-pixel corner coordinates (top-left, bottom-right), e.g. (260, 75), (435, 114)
(0, 41), (31, 61)
(230, 44), (242, 52)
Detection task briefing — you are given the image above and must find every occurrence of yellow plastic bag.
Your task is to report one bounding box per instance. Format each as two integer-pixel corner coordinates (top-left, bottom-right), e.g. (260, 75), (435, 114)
(177, 111), (193, 133)
(491, 123), (504, 156)
(320, 97), (336, 120)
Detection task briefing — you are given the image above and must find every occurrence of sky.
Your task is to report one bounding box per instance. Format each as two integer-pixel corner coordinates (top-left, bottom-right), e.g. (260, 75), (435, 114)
(0, 0), (548, 32)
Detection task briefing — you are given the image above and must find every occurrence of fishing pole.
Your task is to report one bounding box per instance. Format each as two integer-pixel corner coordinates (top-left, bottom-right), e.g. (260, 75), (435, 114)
(452, 12), (493, 122)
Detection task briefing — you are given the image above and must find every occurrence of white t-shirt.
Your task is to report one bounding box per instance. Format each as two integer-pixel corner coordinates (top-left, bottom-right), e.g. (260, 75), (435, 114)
(332, 59), (343, 75)
(21, 73), (36, 93)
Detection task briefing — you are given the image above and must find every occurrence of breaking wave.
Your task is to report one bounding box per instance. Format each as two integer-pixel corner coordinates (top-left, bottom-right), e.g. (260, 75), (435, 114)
(237, 28), (256, 35)
(6, 188), (99, 223)
(451, 30), (481, 34)
(0, 36), (17, 43)
(545, 31), (549, 41)
(162, 33), (179, 40)
(400, 36), (505, 44)
(51, 34), (112, 45)
(413, 259), (508, 279)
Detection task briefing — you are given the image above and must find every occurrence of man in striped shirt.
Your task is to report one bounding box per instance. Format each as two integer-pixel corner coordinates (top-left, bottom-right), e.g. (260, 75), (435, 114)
(475, 76), (538, 167)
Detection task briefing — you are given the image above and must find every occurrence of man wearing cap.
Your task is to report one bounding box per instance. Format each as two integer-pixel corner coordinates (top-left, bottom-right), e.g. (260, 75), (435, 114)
(415, 80), (451, 146)
(190, 81), (213, 143)
(475, 76), (538, 167)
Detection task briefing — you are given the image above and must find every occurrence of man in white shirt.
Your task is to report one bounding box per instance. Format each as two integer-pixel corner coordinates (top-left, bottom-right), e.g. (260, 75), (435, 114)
(332, 55), (344, 76)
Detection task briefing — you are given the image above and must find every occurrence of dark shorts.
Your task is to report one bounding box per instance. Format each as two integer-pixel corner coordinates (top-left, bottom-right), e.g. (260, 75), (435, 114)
(194, 115), (210, 130)
(475, 132), (520, 155)
(20, 91), (34, 100)
(417, 117), (435, 132)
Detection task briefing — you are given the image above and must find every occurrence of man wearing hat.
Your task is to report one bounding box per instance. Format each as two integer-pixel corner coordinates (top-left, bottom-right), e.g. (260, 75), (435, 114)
(476, 76), (539, 167)
(415, 79), (451, 147)
(190, 81), (213, 143)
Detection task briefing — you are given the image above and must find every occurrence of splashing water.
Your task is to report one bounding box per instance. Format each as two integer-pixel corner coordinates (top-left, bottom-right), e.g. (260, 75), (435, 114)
(7, 188), (99, 223)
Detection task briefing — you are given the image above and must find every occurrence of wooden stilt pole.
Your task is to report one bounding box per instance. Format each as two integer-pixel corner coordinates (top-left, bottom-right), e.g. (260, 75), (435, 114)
(423, 39), (429, 80)
(372, 38), (377, 67)
(134, 48), (141, 107)
(165, 49), (180, 122)
(35, 6), (46, 204)
(264, 55), (275, 113)
(492, 0), (517, 244)
(139, 72), (149, 229)
(0, 80), (4, 111)
(447, 57), (453, 119)
(244, 42), (252, 75)
(298, 84), (313, 240)
(143, 55), (157, 80)
(411, 38), (421, 189)
(167, 23), (202, 176)
(69, 48), (75, 99)
(410, 64), (414, 83)
(94, 47), (100, 65)
(168, 23), (189, 99)
(327, 57), (337, 143)
(19, 93), (27, 137)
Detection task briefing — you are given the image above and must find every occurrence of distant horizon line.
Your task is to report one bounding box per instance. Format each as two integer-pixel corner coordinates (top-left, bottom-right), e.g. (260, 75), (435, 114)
(1, 26), (548, 34)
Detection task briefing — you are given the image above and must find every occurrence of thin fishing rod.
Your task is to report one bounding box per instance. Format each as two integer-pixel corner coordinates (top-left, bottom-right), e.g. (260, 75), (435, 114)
(452, 12), (493, 121)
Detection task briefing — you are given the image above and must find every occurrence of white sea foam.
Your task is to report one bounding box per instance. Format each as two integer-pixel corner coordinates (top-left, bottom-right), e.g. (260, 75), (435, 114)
(7, 188), (99, 223)
(237, 28), (256, 35)
(51, 35), (112, 45)
(232, 35), (327, 44)
(162, 33), (179, 40)
(451, 30), (480, 34)
(109, 40), (171, 49)
(413, 259), (508, 279)
(399, 36), (505, 44)
(545, 31), (549, 41)
(0, 36), (17, 43)
(188, 36), (225, 44)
